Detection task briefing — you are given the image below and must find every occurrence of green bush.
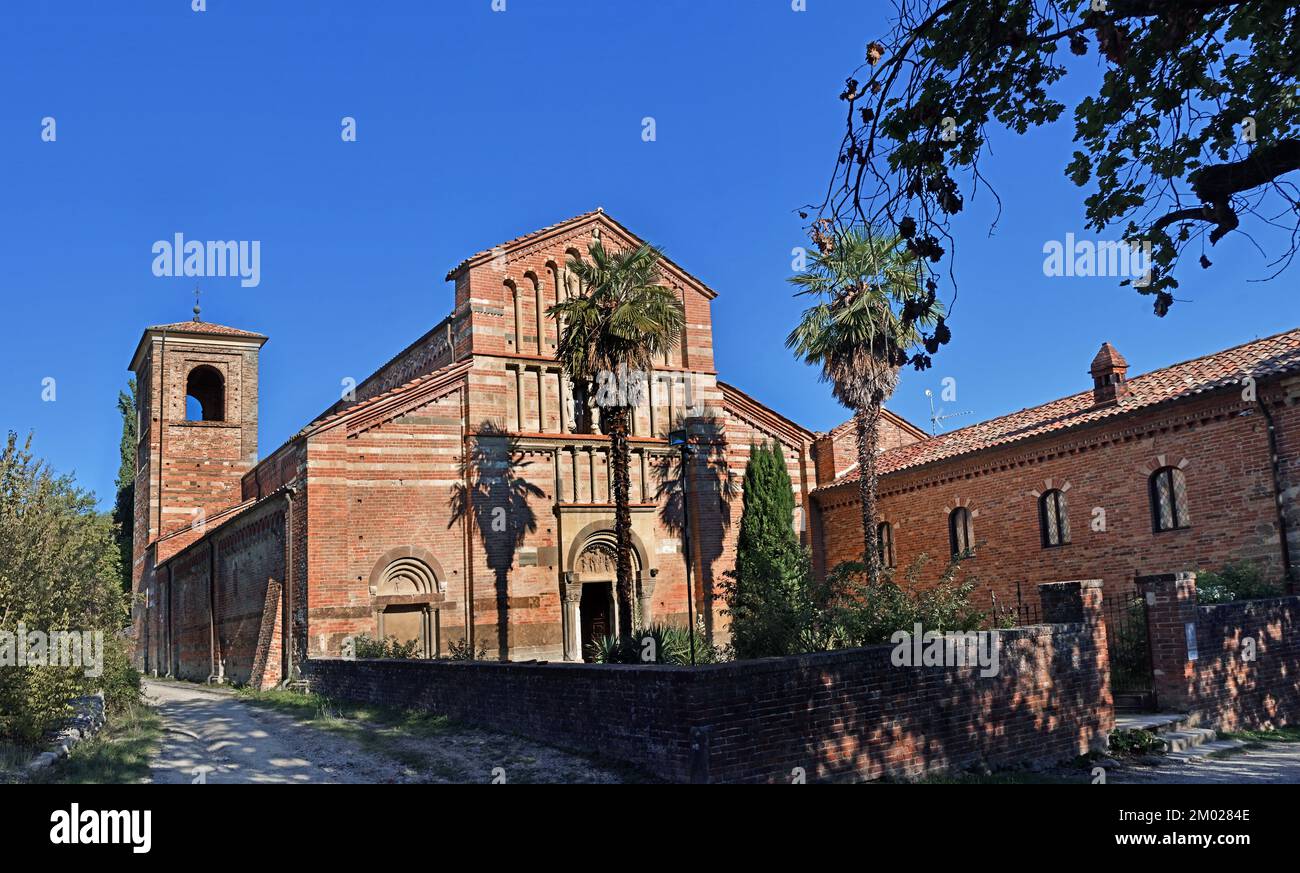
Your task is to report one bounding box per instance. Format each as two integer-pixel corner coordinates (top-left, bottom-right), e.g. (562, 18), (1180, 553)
(0, 433), (135, 744)
(445, 637), (488, 661)
(810, 554), (985, 650)
(587, 622), (720, 665)
(351, 633), (421, 660)
(98, 635), (142, 714)
(1196, 561), (1283, 605)
(1108, 728), (1166, 756)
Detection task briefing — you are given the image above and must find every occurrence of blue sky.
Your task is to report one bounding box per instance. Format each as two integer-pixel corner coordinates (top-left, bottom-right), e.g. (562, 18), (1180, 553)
(1, 0), (1297, 509)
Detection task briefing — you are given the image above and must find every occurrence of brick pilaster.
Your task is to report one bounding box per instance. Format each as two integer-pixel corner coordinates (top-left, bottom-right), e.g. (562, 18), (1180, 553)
(1136, 571), (1199, 713)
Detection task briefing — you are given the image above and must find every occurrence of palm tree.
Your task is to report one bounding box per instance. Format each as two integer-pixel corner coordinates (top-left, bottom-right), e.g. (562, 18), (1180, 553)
(549, 240), (684, 640)
(787, 227), (940, 583)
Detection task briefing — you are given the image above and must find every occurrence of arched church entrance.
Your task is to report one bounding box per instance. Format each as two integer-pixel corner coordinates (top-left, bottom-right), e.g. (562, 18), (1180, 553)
(564, 531), (648, 662)
(370, 552), (444, 658)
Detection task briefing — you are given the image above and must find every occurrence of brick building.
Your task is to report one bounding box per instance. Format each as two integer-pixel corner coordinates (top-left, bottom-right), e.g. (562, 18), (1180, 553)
(130, 208), (1300, 687)
(132, 210), (842, 685)
(813, 330), (1300, 612)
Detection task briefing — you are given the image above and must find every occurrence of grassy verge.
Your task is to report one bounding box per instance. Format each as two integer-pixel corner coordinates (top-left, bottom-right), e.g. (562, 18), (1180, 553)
(1220, 725), (1300, 744)
(33, 703), (162, 785)
(236, 687), (462, 776)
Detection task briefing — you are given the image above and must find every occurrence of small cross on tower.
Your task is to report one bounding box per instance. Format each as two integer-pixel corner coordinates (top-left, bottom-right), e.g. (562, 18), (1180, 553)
(193, 285), (202, 322)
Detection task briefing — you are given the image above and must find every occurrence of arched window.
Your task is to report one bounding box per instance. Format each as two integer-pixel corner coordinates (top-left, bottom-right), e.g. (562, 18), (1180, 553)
(876, 521), (895, 569)
(949, 507), (974, 557)
(185, 365), (225, 422)
(1039, 489), (1070, 548)
(1150, 466), (1190, 532)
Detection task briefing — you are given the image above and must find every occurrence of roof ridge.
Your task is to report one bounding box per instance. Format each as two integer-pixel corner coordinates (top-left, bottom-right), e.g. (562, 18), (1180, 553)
(301, 358), (473, 437)
(816, 325), (1300, 489)
(444, 209), (603, 280)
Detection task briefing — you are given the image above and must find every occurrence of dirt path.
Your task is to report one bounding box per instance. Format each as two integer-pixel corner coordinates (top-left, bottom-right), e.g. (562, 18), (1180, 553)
(143, 678), (631, 784)
(145, 679), (410, 783)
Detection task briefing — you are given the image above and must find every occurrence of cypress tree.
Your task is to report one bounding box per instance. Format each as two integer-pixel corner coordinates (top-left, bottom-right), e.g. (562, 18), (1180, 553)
(112, 378), (136, 594)
(722, 441), (811, 658)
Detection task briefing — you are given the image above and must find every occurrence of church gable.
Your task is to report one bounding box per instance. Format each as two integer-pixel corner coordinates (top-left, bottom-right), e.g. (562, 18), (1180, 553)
(450, 210), (718, 370)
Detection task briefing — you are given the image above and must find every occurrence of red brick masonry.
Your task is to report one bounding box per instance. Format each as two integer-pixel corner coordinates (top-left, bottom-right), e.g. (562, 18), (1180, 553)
(1140, 572), (1300, 729)
(305, 579), (1114, 783)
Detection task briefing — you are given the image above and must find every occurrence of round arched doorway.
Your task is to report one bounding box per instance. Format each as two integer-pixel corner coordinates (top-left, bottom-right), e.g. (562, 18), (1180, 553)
(565, 531), (648, 661)
(370, 551), (445, 658)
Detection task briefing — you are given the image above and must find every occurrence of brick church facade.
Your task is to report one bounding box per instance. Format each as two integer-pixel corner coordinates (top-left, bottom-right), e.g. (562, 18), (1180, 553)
(130, 209), (1300, 687)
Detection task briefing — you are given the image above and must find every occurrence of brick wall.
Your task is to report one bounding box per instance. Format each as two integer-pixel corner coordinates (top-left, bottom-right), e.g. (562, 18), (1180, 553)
(304, 580), (1112, 783)
(151, 499), (289, 688)
(1140, 572), (1300, 729)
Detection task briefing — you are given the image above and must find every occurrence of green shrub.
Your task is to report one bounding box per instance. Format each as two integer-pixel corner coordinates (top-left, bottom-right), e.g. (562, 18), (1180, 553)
(0, 433), (133, 744)
(1108, 728), (1166, 756)
(1196, 561), (1283, 605)
(98, 635), (142, 713)
(445, 638), (488, 661)
(351, 633), (421, 660)
(812, 554), (985, 650)
(587, 622), (720, 665)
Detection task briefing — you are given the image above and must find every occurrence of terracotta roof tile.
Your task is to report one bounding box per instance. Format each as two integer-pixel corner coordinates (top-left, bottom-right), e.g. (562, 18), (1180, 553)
(444, 209), (603, 280)
(147, 320), (267, 339)
(821, 327), (1300, 488)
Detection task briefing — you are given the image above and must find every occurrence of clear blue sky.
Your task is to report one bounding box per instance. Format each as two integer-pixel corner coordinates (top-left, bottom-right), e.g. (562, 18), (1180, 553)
(2, 0), (1297, 510)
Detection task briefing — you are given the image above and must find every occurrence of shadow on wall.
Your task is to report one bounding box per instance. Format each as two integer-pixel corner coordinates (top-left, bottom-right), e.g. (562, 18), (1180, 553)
(695, 585), (1113, 782)
(448, 422), (544, 662)
(653, 416), (737, 639)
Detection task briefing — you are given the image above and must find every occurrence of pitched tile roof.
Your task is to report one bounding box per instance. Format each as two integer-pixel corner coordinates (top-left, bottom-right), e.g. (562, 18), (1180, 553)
(145, 320), (267, 339)
(443, 208), (720, 299)
(821, 327), (1300, 488)
(444, 209), (604, 279)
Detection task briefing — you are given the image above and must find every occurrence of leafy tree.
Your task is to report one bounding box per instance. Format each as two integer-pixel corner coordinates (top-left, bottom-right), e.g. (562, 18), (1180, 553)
(811, 0), (1300, 317)
(549, 241), (684, 640)
(0, 433), (132, 744)
(1196, 559), (1283, 604)
(112, 378), (137, 595)
(720, 442), (813, 659)
(809, 555), (985, 651)
(787, 228), (937, 581)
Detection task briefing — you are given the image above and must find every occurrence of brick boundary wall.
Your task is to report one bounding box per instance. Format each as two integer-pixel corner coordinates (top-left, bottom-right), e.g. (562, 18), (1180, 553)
(305, 579), (1114, 783)
(1139, 572), (1300, 730)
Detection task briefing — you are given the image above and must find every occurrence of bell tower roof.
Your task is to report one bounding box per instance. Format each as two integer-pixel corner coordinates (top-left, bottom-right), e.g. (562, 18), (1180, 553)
(129, 320), (267, 371)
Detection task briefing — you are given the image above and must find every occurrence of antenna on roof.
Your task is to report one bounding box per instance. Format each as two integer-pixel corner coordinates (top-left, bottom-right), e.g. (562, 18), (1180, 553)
(924, 389), (973, 436)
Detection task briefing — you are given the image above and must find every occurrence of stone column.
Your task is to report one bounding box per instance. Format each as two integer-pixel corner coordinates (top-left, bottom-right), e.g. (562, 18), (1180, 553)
(637, 570), (656, 627)
(513, 365), (524, 432)
(561, 573), (583, 661)
(1136, 571), (1200, 714)
(536, 367), (547, 433)
(557, 369), (569, 434)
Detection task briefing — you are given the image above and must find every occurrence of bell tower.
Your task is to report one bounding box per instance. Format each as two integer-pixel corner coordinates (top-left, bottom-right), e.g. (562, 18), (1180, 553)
(127, 311), (268, 589)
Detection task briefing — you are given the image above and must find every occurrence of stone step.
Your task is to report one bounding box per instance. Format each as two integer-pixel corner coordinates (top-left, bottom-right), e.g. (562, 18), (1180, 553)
(1165, 738), (1248, 762)
(1160, 728), (1218, 753)
(1112, 712), (1192, 734)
